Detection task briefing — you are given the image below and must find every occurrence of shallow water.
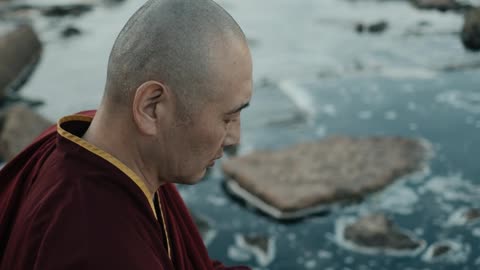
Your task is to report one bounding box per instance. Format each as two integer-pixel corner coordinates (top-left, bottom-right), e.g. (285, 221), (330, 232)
(11, 0), (480, 268)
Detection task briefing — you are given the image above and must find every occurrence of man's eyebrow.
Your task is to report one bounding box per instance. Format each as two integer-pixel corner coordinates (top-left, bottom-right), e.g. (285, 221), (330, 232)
(226, 102), (250, 115)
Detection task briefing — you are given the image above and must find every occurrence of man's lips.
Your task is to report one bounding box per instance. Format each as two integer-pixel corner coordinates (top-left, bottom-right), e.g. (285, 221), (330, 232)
(208, 155), (223, 168)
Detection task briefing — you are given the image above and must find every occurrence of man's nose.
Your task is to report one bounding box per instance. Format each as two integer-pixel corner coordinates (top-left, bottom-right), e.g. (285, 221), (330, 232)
(223, 119), (241, 147)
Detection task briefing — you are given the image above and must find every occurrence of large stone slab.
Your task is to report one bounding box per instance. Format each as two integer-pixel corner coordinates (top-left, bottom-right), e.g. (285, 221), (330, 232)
(222, 136), (429, 219)
(0, 24), (42, 100)
(0, 105), (51, 161)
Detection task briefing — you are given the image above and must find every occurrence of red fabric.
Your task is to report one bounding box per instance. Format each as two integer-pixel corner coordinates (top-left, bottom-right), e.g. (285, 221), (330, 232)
(0, 110), (250, 270)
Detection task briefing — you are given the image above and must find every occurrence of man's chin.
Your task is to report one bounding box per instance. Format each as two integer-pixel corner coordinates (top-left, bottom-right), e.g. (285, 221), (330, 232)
(175, 169), (208, 185)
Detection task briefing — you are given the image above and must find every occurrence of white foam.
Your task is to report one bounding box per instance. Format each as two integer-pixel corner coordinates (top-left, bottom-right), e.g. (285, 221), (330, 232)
(317, 250), (333, 259)
(206, 195), (228, 207)
(380, 67), (438, 80)
(435, 90), (480, 114)
(304, 259), (317, 269)
(473, 228), (480, 238)
(419, 174), (480, 203)
(384, 110), (397, 120)
(358, 110), (373, 120)
(278, 80), (316, 123)
(228, 246), (252, 262)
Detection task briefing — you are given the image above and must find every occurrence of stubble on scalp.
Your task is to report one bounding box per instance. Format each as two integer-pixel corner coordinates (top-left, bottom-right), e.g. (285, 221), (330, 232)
(103, 0), (246, 118)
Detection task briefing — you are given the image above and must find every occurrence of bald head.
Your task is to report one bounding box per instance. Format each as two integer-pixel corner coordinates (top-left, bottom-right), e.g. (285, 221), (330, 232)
(104, 0), (247, 115)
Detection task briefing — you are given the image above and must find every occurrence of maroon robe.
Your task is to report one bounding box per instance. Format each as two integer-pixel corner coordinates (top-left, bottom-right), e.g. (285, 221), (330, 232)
(0, 110), (250, 270)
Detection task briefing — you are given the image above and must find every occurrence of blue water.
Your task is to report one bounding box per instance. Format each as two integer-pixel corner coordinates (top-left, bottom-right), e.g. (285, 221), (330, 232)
(7, 0), (480, 268)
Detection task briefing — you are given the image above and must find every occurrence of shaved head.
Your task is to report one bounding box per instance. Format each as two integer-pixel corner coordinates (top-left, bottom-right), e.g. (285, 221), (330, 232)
(104, 0), (247, 116)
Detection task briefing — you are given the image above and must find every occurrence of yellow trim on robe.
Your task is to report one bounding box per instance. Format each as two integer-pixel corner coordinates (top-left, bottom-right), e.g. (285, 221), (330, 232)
(57, 115), (172, 259)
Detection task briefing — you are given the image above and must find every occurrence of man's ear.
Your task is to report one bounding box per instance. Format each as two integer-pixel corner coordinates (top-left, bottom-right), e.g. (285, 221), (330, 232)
(132, 80), (170, 136)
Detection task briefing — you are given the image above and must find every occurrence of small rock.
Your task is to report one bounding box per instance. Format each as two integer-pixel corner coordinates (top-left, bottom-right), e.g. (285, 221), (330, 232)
(344, 214), (423, 251)
(410, 0), (469, 12)
(422, 240), (469, 263)
(42, 4), (93, 17)
(235, 234), (275, 267)
(462, 8), (480, 51)
(464, 208), (480, 222)
(191, 212), (216, 246)
(355, 21), (388, 34)
(61, 26), (82, 38)
(0, 24), (42, 100)
(0, 105), (52, 161)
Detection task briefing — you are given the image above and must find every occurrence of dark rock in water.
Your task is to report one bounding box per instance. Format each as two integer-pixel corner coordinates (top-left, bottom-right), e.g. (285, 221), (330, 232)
(355, 21), (388, 34)
(431, 244), (451, 257)
(0, 24), (42, 100)
(410, 0), (470, 12)
(0, 105), (52, 161)
(243, 235), (270, 255)
(422, 241), (466, 263)
(344, 214), (422, 251)
(461, 8), (480, 52)
(223, 136), (429, 219)
(464, 208), (480, 223)
(191, 212), (216, 246)
(61, 26), (82, 38)
(235, 234), (275, 267)
(368, 21), (388, 33)
(42, 4), (93, 17)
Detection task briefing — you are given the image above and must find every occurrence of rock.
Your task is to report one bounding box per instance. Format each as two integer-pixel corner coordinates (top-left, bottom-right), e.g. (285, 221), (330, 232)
(410, 0), (469, 12)
(223, 136), (429, 219)
(464, 208), (480, 223)
(461, 8), (480, 51)
(422, 240), (468, 263)
(191, 212), (216, 246)
(447, 207), (480, 226)
(234, 234), (275, 267)
(356, 21), (389, 34)
(41, 4), (93, 17)
(61, 26), (82, 38)
(0, 24), (42, 100)
(343, 214), (423, 251)
(0, 105), (52, 161)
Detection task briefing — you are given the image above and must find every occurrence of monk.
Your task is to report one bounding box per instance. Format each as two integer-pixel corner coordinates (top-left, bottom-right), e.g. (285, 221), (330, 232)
(0, 0), (252, 269)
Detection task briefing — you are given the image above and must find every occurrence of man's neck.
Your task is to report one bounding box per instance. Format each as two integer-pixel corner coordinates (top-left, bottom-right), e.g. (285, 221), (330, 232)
(82, 110), (163, 197)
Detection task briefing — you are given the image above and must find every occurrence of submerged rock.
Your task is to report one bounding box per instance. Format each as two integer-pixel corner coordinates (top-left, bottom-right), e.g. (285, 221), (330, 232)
(343, 214), (423, 251)
(233, 234), (275, 267)
(42, 4), (93, 17)
(356, 21), (389, 34)
(447, 207), (480, 226)
(462, 8), (480, 52)
(191, 212), (216, 246)
(410, 0), (469, 12)
(61, 26), (82, 39)
(0, 24), (42, 100)
(422, 240), (470, 263)
(0, 105), (52, 161)
(223, 136), (429, 219)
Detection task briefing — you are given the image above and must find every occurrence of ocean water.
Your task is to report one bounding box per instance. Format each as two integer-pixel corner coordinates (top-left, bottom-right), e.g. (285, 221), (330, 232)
(11, 0), (480, 268)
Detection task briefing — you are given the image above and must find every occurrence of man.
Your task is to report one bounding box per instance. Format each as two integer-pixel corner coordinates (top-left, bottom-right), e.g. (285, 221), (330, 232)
(0, 0), (252, 269)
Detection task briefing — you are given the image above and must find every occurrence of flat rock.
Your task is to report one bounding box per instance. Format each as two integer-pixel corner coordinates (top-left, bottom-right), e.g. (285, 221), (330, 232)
(223, 136), (428, 219)
(462, 8), (480, 51)
(0, 24), (42, 100)
(0, 105), (51, 161)
(343, 214), (423, 252)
